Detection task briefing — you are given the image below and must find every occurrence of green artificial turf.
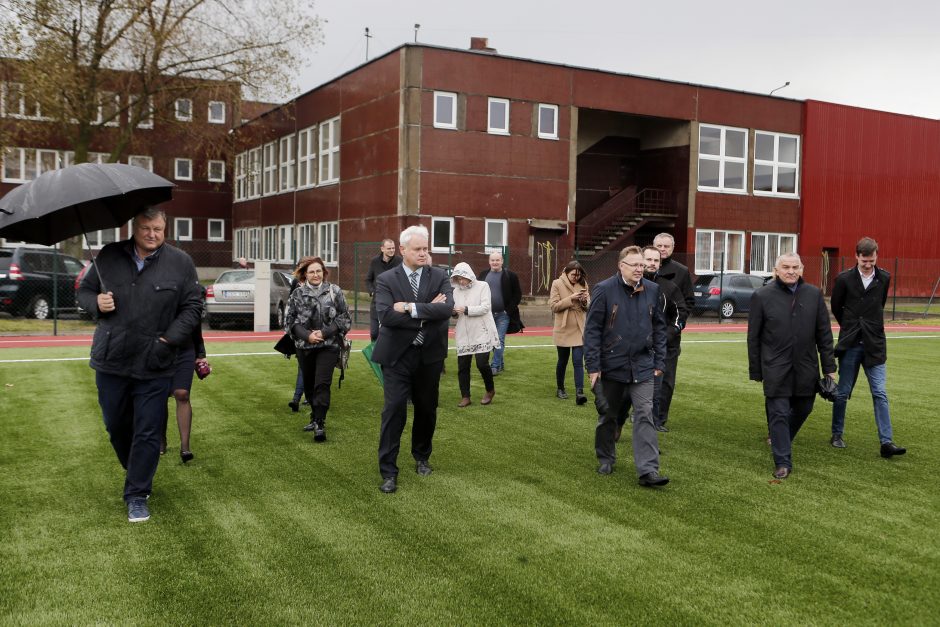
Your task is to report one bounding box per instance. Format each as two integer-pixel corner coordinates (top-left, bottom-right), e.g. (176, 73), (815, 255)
(1, 333), (938, 625)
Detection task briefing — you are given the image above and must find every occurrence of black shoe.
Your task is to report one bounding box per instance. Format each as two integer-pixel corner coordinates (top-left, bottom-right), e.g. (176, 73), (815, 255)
(880, 442), (906, 458)
(638, 472), (669, 487)
(379, 477), (397, 493)
(575, 389), (587, 405)
(773, 466), (791, 480)
(313, 421), (326, 442)
(597, 462), (613, 475)
(180, 450), (194, 464)
(655, 424), (669, 433)
(556, 388), (568, 400)
(288, 400), (300, 412)
(830, 435), (846, 448)
(303, 421), (316, 432)
(416, 460), (433, 476)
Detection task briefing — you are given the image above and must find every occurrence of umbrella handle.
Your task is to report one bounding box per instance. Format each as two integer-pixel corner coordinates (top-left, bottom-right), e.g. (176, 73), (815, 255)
(76, 210), (107, 293)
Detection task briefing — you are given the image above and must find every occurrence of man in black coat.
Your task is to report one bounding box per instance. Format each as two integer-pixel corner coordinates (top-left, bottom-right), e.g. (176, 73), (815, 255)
(365, 238), (402, 341)
(78, 208), (203, 522)
(477, 251), (523, 374)
(371, 225), (454, 494)
(653, 233), (694, 427)
(829, 237), (905, 458)
(747, 253), (836, 479)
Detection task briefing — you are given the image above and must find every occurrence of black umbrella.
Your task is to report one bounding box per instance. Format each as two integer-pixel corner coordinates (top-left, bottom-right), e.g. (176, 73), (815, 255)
(0, 162), (173, 246)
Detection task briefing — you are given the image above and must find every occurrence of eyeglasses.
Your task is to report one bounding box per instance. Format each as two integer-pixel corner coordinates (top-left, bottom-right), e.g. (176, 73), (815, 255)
(619, 262), (644, 269)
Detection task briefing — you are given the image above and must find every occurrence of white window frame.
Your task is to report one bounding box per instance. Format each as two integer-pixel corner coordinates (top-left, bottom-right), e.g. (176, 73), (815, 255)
(2, 82), (41, 119)
(484, 219), (508, 253)
(694, 229), (746, 274)
(208, 219), (225, 242)
(262, 226), (277, 260)
(234, 228), (247, 259)
(277, 225), (294, 262)
(318, 221), (339, 266)
(97, 91), (121, 127)
(174, 158), (193, 181)
(175, 98), (193, 122)
(262, 141), (277, 195)
(297, 223), (316, 258)
(537, 103), (559, 140)
(2, 147), (31, 182)
(131, 95), (153, 129)
(297, 125), (317, 188)
(207, 101), (226, 124)
(174, 218), (193, 241)
(750, 232), (798, 275)
(319, 117), (340, 185)
(248, 147), (262, 198)
(697, 123), (748, 194)
(431, 217), (455, 254)
(279, 135), (295, 191)
(36, 149), (60, 176)
(248, 227), (262, 260)
(234, 152), (247, 201)
(128, 155), (153, 172)
(208, 159), (225, 183)
(433, 91), (457, 130)
(83, 228), (121, 249)
(487, 97), (510, 135)
(753, 131), (800, 198)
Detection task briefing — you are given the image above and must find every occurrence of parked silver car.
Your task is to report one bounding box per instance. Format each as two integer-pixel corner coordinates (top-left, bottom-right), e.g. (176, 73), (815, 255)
(205, 269), (293, 329)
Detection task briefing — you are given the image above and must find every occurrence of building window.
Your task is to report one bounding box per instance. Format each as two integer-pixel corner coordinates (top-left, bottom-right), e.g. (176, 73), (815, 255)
(297, 125), (317, 188)
(234, 152), (246, 201)
(698, 124), (748, 193)
(2, 147), (32, 182)
(234, 228), (247, 259)
(174, 158), (192, 181)
(277, 225), (293, 262)
(248, 147), (262, 197)
(208, 159), (225, 182)
(484, 219), (508, 253)
(2, 82), (41, 119)
(36, 149), (60, 176)
(431, 217), (454, 254)
(754, 131), (800, 197)
(175, 98), (193, 121)
(262, 226), (277, 260)
(750, 232), (797, 275)
(319, 117), (340, 185)
(84, 228), (121, 249)
(695, 229), (745, 273)
(248, 227), (261, 260)
(487, 97), (510, 135)
(131, 95), (153, 129)
(174, 218), (192, 241)
(538, 103), (559, 140)
(208, 101), (226, 124)
(297, 223), (316, 258)
(208, 219), (225, 242)
(318, 221), (338, 265)
(433, 91), (457, 130)
(97, 92), (121, 127)
(279, 135), (295, 191)
(262, 141), (277, 195)
(128, 155), (153, 172)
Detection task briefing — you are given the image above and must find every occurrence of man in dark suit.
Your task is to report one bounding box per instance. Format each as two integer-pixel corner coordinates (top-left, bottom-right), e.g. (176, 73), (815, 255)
(748, 252), (836, 479)
(365, 238), (402, 341)
(476, 251), (523, 374)
(371, 225), (454, 493)
(653, 233), (693, 428)
(829, 237), (906, 458)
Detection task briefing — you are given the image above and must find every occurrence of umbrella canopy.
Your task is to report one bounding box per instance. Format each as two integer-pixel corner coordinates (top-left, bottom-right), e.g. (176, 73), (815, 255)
(361, 341), (384, 387)
(0, 163), (173, 246)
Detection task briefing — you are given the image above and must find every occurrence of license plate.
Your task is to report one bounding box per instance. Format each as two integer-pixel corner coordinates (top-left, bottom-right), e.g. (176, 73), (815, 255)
(223, 290), (249, 298)
(694, 291), (702, 297)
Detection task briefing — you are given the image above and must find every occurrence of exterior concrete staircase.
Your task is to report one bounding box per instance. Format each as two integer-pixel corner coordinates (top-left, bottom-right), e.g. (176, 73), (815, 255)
(575, 187), (677, 259)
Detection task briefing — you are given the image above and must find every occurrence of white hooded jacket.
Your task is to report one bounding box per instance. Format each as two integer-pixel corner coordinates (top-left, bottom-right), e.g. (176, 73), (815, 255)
(450, 262), (501, 356)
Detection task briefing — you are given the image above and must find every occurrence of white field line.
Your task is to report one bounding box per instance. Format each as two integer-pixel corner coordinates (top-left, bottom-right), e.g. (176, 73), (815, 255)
(0, 335), (937, 364)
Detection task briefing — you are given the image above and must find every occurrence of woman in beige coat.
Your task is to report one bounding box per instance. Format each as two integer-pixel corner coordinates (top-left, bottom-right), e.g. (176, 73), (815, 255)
(451, 262), (501, 407)
(550, 260), (589, 404)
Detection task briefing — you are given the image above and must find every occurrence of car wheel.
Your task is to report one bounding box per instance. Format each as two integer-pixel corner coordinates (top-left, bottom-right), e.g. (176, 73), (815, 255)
(720, 299), (735, 319)
(272, 303), (285, 329)
(28, 295), (51, 319)
(207, 314), (221, 330)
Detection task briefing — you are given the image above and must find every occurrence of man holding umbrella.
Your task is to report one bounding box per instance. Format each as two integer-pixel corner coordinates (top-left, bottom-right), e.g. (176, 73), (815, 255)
(78, 207), (203, 522)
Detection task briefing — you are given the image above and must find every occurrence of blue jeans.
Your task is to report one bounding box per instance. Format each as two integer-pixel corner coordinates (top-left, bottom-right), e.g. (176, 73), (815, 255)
(491, 311), (509, 371)
(555, 346), (584, 391)
(831, 344), (893, 443)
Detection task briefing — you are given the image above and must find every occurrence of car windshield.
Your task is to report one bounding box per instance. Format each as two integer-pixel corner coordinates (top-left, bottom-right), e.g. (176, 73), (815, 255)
(694, 275), (717, 288)
(216, 271), (254, 284)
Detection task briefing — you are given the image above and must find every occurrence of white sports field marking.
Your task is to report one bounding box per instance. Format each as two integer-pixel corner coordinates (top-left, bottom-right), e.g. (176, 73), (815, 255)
(0, 335), (936, 364)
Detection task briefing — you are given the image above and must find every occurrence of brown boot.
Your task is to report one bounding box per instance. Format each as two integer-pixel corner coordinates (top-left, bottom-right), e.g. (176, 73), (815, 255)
(457, 397), (471, 407)
(481, 390), (495, 405)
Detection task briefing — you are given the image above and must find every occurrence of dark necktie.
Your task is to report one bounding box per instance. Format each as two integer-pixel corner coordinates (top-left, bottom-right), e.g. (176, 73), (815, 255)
(410, 271), (424, 346)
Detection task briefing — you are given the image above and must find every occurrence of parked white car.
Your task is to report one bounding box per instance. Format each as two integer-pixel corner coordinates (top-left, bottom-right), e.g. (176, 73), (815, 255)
(205, 269), (293, 329)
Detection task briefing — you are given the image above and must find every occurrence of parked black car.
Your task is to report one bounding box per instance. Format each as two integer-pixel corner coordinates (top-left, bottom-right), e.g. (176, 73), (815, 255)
(0, 247), (86, 319)
(692, 273), (766, 318)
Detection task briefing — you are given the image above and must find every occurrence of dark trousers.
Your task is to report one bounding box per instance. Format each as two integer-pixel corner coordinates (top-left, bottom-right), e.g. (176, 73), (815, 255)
(96, 371), (171, 502)
(595, 378), (660, 476)
(369, 302), (380, 341)
(766, 395), (816, 470)
(458, 352), (494, 397)
(297, 346), (339, 422)
(658, 344), (680, 426)
(556, 346), (584, 390)
(378, 345), (443, 478)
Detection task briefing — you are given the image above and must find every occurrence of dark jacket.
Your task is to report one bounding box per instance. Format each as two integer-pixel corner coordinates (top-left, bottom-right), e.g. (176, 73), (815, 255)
(371, 265), (454, 366)
(584, 274), (667, 384)
(830, 266), (889, 366)
(657, 256), (695, 315)
(648, 272), (689, 350)
(366, 253), (402, 296)
(747, 277), (836, 397)
(77, 240), (203, 379)
(284, 280), (352, 351)
(477, 268), (525, 333)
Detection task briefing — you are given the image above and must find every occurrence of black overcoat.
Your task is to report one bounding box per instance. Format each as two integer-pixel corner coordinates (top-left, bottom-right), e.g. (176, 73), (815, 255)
(830, 266), (889, 366)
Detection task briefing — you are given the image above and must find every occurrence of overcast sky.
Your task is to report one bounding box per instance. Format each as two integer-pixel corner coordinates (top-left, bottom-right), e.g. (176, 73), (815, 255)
(296, 0), (939, 120)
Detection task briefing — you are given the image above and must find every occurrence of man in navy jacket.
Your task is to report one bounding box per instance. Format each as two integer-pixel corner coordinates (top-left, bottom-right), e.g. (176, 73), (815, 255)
(584, 246), (669, 487)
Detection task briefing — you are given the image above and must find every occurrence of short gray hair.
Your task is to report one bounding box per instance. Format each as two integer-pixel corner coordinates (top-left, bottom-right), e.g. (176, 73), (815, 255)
(775, 252), (802, 266)
(400, 225), (429, 247)
(133, 207), (166, 225)
(489, 250), (504, 260)
(653, 233), (675, 245)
